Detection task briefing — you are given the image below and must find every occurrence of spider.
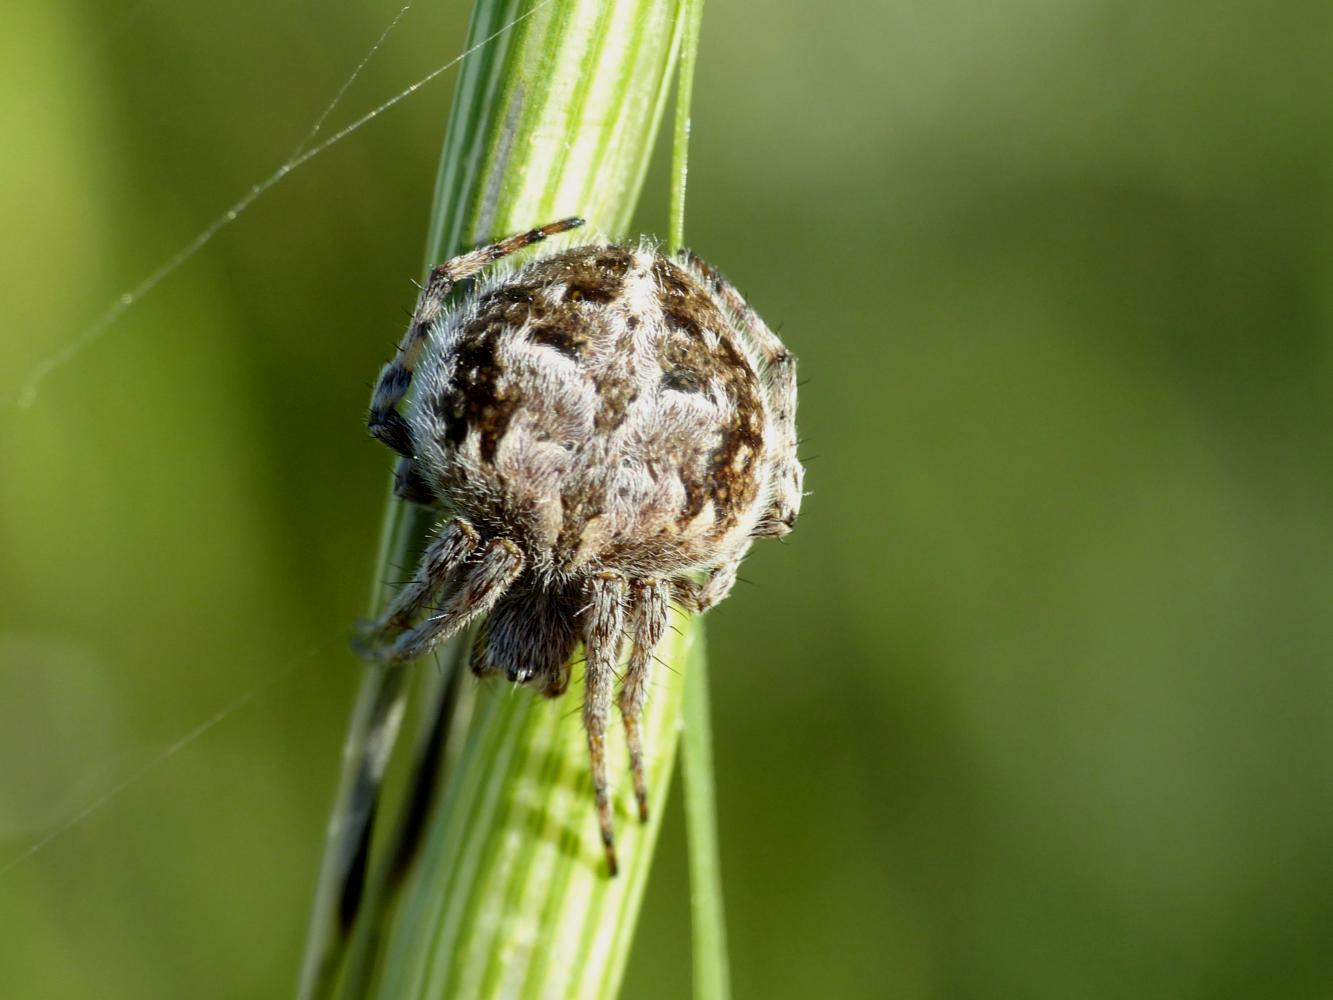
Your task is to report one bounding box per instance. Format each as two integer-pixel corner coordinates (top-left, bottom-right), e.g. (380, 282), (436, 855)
(357, 217), (802, 875)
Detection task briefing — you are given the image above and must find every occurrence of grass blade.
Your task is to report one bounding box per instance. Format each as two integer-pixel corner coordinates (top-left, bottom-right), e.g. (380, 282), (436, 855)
(296, 2), (716, 997)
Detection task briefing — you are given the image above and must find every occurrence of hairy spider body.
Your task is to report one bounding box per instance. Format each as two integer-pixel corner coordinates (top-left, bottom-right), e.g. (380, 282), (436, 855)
(360, 219), (801, 874)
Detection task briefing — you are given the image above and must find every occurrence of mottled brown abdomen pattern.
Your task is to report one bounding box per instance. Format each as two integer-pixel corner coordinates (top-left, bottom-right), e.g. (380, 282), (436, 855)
(410, 244), (770, 581)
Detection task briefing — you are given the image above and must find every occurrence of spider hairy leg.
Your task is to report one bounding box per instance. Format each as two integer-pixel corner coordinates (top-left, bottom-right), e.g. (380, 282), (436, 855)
(366, 536), (523, 664)
(392, 455), (437, 506)
(620, 579), (670, 823)
(750, 346), (801, 538)
(366, 518), (479, 639)
(672, 557), (742, 614)
(583, 571), (628, 876)
(452, 216), (586, 275)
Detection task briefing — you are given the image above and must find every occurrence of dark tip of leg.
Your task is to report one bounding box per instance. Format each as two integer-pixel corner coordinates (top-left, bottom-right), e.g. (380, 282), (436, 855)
(348, 631), (375, 662)
(636, 793), (649, 824)
(349, 620), (393, 664)
(600, 822), (619, 877)
(533, 217), (585, 242)
(369, 410), (414, 458)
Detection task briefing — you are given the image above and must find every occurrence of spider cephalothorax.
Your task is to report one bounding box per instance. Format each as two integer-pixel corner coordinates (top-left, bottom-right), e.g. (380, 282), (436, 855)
(358, 218), (801, 873)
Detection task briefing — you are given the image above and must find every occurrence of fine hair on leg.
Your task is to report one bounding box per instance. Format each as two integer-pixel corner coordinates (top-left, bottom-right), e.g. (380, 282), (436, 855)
(619, 578), (669, 822)
(672, 556), (742, 615)
(386, 538), (524, 662)
(375, 519), (479, 634)
(392, 455), (437, 506)
(583, 571), (627, 875)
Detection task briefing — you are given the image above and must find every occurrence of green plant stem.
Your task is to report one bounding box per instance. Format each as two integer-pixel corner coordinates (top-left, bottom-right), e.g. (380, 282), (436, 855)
(298, 2), (713, 999)
(297, 502), (430, 1000)
(681, 641), (731, 1000)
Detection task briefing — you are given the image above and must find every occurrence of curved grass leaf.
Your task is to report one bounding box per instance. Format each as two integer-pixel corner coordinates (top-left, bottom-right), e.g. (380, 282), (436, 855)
(298, 3), (717, 998)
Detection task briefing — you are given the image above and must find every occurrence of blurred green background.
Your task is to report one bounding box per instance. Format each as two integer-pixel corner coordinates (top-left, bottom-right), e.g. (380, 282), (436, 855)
(3, 1), (1332, 997)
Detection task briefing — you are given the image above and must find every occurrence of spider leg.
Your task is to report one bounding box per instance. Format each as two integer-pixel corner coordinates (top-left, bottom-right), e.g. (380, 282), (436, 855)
(392, 455), (437, 506)
(373, 519), (478, 632)
(672, 555), (742, 614)
(367, 217), (586, 457)
(375, 536), (524, 664)
(583, 571), (628, 875)
(541, 653), (573, 699)
(679, 251), (803, 537)
(619, 578), (669, 822)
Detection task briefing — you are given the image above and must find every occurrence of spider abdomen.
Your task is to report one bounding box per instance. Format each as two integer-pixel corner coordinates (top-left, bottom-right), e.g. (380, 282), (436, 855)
(409, 245), (770, 578)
